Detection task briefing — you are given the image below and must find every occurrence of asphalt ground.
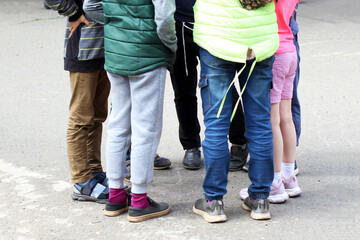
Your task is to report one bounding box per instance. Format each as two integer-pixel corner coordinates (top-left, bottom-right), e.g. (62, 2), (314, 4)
(1, 0), (360, 239)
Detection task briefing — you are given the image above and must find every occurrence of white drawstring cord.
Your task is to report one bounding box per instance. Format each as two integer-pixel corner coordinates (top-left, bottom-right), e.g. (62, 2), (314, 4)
(182, 22), (194, 76)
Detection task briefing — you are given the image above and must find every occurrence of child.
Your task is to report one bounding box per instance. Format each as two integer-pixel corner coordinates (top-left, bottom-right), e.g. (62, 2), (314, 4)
(192, 0), (279, 222)
(170, 0), (249, 171)
(240, 0), (302, 204)
(269, 0), (302, 203)
(84, 0), (177, 222)
(44, 0), (110, 203)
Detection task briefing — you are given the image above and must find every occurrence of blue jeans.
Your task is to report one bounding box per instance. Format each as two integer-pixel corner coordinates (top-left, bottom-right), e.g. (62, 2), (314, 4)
(292, 34), (301, 146)
(199, 48), (274, 200)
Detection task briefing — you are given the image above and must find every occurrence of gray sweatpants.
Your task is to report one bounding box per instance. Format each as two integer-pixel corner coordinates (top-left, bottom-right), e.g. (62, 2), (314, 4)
(106, 67), (166, 194)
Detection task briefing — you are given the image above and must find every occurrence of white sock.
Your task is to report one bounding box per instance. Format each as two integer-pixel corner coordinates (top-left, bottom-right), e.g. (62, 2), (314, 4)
(282, 162), (295, 179)
(273, 172), (281, 185)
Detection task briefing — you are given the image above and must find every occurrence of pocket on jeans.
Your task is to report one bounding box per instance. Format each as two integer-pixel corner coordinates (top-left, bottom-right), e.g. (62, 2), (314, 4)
(201, 48), (226, 67)
(199, 75), (211, 113)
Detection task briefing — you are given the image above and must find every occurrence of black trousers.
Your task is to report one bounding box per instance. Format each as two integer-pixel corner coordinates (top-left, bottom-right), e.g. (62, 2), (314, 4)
(170, 20), (247, 150)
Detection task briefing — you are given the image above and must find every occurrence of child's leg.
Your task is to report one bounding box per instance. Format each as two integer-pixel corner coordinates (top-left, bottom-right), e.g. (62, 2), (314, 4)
(129, 67), (167, 197)
(279, 51), (298, 172)
(280, 99), (301, 198)
(106, 72), (132, 191)
(270, 103), (283, 174)
(269, 102), (288, 203)
(125, 67), (171, 222)
(278, 52), (302, 197)
(280, 99), (297, 165)
(88, 70), (110, 174)
(68, 71), (105, 184)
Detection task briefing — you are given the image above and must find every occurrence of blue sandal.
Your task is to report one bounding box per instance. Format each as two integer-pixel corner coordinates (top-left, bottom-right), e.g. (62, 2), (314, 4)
(92, 172), (108, 187)
(72, 177), (109, 204)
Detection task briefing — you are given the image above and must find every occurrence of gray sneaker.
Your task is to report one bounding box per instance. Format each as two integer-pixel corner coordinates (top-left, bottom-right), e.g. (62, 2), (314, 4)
(192, 199), (227, 223)
(242, 197), (271, 220)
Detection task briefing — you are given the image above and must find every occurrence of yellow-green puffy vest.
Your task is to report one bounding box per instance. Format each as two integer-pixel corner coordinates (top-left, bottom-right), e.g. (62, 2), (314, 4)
(193, 0), (279, 63)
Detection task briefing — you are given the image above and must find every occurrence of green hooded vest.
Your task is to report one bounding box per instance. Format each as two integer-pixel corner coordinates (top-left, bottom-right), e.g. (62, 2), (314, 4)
(103, 0), (174, 76)
(193, 0), (279, 63)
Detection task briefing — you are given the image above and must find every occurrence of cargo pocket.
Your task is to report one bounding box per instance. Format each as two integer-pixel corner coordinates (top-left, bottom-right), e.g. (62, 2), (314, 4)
(199, 75), (211, 114)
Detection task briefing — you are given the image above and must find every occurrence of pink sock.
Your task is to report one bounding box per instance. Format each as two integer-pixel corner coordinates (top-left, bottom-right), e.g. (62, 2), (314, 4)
(109, 188), (127, 204)
(131, 193), (150, 209)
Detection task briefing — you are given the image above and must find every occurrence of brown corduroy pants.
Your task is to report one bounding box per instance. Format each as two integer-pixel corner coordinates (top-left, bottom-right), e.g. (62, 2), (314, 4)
(67, 70), (110, 183)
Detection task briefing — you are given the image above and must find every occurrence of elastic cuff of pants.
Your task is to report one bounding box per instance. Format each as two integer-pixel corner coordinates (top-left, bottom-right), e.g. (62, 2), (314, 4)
(205, 195), (223, 201)
(131, 183), (148, 194)
(108, 179), (125, 189)
(249, 193), (269, 200)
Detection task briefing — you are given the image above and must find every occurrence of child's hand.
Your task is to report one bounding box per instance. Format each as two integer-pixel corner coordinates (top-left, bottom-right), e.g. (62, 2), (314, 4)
(69, 14), (91, 38)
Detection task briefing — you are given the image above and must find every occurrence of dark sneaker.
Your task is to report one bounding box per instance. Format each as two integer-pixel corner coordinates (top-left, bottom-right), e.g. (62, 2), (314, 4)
(154, 154), (171, 170)
(294, 160), (299, 176)
(242, 159), (250, 172)
(72, 177), (109, 204)
(192, 199), (227, 223)
(183, 148), (201, 170)
(104, 188), (131, 217)
(127, 197), (170, 222)
(124, 159), (131, 182)
(104, 202), (128, 217)
(242, 197), (271, 220)
(229, 143), (249, 171)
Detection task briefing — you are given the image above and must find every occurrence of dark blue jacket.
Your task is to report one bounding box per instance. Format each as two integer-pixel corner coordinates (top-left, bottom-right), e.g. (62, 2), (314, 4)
(175, 0), (196, 22)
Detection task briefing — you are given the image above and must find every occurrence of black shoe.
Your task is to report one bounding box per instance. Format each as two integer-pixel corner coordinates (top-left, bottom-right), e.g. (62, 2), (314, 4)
(127, 197), (170, 222)
(183, 148), (201, 170)
(242, 197), (271, 220)
(192, 199), (227, 223)
(104, 188), (131, 217)
(229, 143), (249, 171)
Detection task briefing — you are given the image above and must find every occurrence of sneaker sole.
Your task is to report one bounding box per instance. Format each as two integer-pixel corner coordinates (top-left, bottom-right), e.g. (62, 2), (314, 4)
(183, 164), (201, 170)
(286, 188), (302, 197)
(104, 207), (128, 217)
(154, 165), (170, 170)
(127, 207), (170, 222)
(241, 202), (271, 220)
(192, 206), (227, 223)
(72, 193), (107, 204)
(268, 192), (289, 203)
(229, 167), (243, 172)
